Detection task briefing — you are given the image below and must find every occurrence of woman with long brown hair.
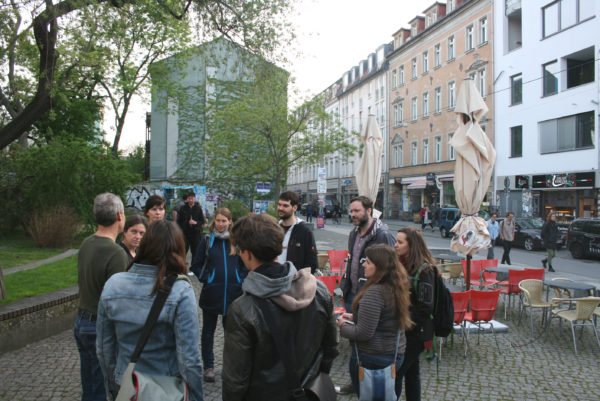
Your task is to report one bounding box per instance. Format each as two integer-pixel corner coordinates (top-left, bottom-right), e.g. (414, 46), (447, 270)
(394, 226), (438, 401)
(337, 243), (413, 397)
(97, 220), (203, 400)
(191, 207), (247, 383)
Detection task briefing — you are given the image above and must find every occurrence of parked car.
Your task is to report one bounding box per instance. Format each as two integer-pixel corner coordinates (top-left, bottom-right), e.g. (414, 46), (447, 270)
(567, 218), (600, 259)
(438, 207), (489, 238)
(496, 217), (565, 251)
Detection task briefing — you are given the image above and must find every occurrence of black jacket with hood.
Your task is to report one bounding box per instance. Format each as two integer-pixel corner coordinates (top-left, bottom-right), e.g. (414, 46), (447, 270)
(222, 262), (338, 401)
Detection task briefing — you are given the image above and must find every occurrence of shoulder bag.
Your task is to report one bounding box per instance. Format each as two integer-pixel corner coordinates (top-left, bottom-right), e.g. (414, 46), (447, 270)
(256, 297), (336, 401)
(116, 275), (190, 401)
(354, 332), (400, 401)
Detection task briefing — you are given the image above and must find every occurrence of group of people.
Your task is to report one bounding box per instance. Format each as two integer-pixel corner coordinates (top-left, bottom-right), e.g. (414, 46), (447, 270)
(75, 190), (446, 401)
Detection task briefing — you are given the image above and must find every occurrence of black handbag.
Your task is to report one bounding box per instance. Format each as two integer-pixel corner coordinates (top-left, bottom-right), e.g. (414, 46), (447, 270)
(257, 298), (336, 401)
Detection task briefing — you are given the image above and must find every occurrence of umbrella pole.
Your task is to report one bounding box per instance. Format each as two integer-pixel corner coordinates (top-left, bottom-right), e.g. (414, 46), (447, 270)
(466, 255), (471, 292)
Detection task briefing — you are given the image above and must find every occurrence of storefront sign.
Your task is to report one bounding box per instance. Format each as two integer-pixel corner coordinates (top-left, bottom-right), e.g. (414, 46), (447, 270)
(256, 182), (271, 193)
(532, 172), (595, 189)
(426, 172), (436, 186)
(515, 175), (529, 189)
(317, 168), (327, 193)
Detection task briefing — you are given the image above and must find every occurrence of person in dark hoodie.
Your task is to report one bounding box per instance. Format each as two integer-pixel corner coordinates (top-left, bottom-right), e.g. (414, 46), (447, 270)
(191, 207), (247, 383)
(222, 213), (338, 401)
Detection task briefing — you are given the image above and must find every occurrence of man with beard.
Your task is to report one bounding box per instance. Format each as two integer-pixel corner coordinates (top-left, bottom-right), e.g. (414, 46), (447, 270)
(177, 192), (206, 261)
(276, 191), (318, 274)
(336, 195), (396, 395)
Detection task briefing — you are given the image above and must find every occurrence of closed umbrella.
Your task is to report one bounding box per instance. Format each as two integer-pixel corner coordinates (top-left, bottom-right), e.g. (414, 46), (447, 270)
(355, 114), (383, 219)
(449, 79), (496, 289)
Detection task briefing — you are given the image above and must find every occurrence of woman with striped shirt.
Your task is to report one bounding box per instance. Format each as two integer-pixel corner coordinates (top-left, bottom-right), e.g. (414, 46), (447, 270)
(337, 244), (413, 398)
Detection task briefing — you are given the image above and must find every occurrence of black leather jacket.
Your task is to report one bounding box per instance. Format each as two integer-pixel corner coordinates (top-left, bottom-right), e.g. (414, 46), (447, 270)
(222, 265), (338, 401)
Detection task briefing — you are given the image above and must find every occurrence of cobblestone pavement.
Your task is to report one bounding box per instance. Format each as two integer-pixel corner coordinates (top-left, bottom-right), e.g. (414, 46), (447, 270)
(2, 294), (600, 400)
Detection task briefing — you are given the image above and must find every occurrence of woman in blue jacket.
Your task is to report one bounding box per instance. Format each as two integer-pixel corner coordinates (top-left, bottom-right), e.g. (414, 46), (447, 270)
(191, 207), (247, 383)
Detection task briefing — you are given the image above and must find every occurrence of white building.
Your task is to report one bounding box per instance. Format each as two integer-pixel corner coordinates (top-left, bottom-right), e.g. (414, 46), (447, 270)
(493, 0), (599, 222)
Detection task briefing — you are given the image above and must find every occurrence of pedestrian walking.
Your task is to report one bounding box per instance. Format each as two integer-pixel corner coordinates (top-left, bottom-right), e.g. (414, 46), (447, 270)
(75, 193), (129, 401)
(118, 215), (148, 263)
(306, 203), (314, 223)
(222, 214), (338, 400)
(421, 206), (434, 232)
(96, 220), (203, 401)
(541, 212), (559, 272)
(486, 213), (499, 260)
(337, 244), (413, 398)
(499, 212), (516, 265)
(394, 226), (437, 401)
(190, 208), (247, 383)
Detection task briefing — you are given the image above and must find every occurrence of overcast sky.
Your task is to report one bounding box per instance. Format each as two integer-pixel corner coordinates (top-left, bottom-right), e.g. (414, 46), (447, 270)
(114, 0), (435, 151)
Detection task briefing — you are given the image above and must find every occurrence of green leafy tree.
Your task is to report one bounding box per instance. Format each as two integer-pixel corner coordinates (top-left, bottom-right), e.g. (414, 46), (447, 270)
(0, 0), (294, 149)
(205, 60), (355, 197)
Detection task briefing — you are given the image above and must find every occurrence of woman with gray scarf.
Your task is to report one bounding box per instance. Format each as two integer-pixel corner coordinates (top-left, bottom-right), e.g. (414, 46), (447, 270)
(191, 208), (247, 383)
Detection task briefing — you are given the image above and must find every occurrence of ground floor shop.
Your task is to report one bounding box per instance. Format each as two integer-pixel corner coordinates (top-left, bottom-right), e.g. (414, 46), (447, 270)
(495, 171), (598, 222)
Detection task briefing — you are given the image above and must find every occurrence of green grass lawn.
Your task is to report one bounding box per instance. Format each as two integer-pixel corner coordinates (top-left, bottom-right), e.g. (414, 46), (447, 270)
(0, 244), (64, 270)
(0, 254), (78, 305)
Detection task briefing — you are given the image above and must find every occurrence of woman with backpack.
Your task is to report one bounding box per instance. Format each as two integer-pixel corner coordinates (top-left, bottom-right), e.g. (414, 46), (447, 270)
(190, 208), (247, 383)
(336, 244), (413, 398)
(394, 226), (437, 401)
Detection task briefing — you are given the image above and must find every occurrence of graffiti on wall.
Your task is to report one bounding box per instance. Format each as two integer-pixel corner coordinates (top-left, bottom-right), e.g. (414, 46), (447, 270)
(126, 187), (163, 210)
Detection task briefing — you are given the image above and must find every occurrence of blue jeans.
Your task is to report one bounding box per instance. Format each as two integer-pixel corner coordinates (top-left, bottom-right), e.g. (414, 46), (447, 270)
(73, 315), (106, 401)
(201, 310), (225, 369)
(349, 348), (404, 397)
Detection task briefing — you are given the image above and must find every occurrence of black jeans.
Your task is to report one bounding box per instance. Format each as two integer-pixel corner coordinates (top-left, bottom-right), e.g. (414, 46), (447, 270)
(396, 338), (425, 401)
(201, 310), (226, 369)
(501, 240), (513, 265)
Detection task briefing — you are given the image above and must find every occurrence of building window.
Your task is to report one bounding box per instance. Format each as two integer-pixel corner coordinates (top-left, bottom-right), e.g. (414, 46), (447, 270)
(448, 133), (455, 160)
(510, 73), (522, 105)
(543, 60), (559, 96)
(466, 25), (474, 51)
(543, 0), (595, 38)
(479, 68), (486, 98)
(411, 96), (418, 121)
(447, 81), (456, 109)
(423, 138), (429, 164)
(422, 51), (429, 73)
(434, 136), (442, 162)
(565, 46), (594, 90)
(398, 101), (404, 123)
(479, 17), (488, 44)
(540, 111), (594, 153)
(393, 144), (403, 167)
(434, 44), (441, 67)
(411, 58), (417, 79)
(392, 69), (397, 89)
(399, 65), (405, 84)
(447, 35), (455, 60)
(510, 126), (522, 157)
(411, 141), (418, 165)
(448, 0), (455, 12)
(422, 92), (429, 118)
(434, 87), (442, 113)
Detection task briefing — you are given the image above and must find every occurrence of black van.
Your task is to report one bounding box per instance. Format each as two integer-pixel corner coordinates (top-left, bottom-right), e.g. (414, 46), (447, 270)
(567, 218), (600, 259)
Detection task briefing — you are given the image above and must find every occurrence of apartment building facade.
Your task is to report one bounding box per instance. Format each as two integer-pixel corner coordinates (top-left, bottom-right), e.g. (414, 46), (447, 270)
(387, 0), (494, 219)
(493, 0), (599, 222)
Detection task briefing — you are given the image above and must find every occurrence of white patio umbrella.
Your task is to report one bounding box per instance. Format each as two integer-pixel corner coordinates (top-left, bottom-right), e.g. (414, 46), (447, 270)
(449, 79), (497, 274)
(355, 114), (383, 219)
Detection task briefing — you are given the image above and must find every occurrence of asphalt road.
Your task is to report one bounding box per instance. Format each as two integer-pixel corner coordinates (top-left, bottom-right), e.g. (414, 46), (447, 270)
(313, 220), (600, 286)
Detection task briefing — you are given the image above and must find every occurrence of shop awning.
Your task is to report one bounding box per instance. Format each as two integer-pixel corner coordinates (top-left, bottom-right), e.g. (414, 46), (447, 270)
(406, 179), (427, 189)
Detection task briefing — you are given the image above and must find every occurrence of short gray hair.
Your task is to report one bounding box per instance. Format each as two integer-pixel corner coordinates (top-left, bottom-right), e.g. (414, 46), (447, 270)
(94, 193), (124, 226)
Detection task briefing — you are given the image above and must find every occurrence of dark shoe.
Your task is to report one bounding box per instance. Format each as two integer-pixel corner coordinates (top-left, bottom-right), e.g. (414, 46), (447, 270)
(542, 259), (547, 269)
(335, 383), (354, 395)
(204, 368), (215, 382)
(548, 265), (556, 272)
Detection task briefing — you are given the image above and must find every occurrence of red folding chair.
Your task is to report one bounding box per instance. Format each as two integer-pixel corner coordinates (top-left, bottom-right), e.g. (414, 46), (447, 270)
(461, 260), (483, 289)
(499, 269), (529, 320)
(479, 259), (500, 287)
(524, 268), (545, 280)
(327, 250), (348, 276)
(464, 289), (501, 353)
(316, 276), (346, 315)
(440, 291), (471, 359)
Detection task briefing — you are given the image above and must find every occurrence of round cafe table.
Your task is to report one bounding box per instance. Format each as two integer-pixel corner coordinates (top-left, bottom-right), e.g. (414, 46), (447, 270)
(543, 278), (596, 299)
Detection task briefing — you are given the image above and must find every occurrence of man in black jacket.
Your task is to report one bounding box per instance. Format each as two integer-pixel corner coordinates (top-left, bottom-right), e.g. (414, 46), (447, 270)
(177, 192), (206, 261)
(276, 191), (319, 274)
(222, 214), (338, 401)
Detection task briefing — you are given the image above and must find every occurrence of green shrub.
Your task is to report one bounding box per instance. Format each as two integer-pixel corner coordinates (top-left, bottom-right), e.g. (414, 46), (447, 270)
(27, 205), (80, 248)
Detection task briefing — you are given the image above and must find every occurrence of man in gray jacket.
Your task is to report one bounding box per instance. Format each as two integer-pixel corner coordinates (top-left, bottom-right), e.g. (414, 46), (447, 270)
(222, 214), (338, 401)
